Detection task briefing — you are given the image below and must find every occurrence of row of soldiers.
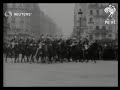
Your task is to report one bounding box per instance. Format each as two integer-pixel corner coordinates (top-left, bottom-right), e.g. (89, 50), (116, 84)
(8, 35), (117, 51)
(4, 34), (118, 63)
(5, 35), (89, 49)
(5, 34), (117, 51)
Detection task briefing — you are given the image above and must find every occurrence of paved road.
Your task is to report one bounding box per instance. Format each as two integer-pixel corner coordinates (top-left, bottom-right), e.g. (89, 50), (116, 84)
(4, 61), (118, 87)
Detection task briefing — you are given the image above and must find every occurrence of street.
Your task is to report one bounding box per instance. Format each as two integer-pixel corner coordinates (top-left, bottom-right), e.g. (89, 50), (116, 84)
(4, 60), (118, 87)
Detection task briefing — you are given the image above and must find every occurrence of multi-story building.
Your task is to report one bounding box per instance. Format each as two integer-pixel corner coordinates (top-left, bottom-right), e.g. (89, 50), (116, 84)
(3, 4), (10, 40)
(4, 3), (62, 40)
(73, 3), (88, 39)
(4, 3), (34, 40)
(73, 3), (118, 43)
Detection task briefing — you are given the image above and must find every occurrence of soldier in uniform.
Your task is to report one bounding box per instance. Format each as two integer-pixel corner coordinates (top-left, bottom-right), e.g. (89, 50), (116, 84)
(70, 37), (78, 46)
(38, 34), (43, 43)
(9, 36), (18, 59)
(10, 36), (18, 48)
(25, 37), (31, 53)
(29, 37), (35, 44)
(54, 35), (58, 41)
(10, 36), (17, 43)
(18, 37), (24, 44)
(45, 35), (51, 45)
(26, 37), (31, 44)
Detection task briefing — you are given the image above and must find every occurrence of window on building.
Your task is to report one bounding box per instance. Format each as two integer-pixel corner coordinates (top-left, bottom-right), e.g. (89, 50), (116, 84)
(96, 26), (99, 30)
(89, 18), (93, 22)
(96, 10), (99, 15)
(90, 10), (93, 15)
(102, 26), (106, 30)
(108, 34), (112, 38)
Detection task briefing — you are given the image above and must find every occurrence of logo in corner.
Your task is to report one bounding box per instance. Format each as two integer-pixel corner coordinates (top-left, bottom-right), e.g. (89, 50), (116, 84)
(4, 11), (12, 17)
(104, 4), (116, 24)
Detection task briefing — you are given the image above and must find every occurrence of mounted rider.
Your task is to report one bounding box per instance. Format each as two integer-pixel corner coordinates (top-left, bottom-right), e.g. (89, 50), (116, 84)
(10, 36), (17, 43)
(70, 37), (78, 47)
(26, 37), (31, 44)
(45, 35), (53, 46)
(18, 37), (24, 44)
(10, 36), (18, 48)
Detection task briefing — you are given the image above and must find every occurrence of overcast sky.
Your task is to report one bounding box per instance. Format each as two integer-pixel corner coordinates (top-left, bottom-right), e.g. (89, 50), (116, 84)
(39, 4), (75, 37)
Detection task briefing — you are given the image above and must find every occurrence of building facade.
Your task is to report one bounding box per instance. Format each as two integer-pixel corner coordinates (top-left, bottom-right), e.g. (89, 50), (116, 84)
(4, 3), (34, 40)
(3, 4), (9, 40)
(73, 3), (118, 42)
(4, 3), (62, 40)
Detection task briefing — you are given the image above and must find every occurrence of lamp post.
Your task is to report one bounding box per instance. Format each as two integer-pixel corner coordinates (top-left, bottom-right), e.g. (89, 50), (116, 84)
(78, 9), (83, 40)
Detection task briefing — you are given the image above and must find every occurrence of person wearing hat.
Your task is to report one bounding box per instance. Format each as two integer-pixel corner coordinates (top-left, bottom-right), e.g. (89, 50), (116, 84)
(45, 34), (50, 45)
(10, 36), (17, 43)
(31, 37), (36, 44)
(28, 37), (34, 44)
(18, 37), (24, 43)
(26, 36), (31, 44)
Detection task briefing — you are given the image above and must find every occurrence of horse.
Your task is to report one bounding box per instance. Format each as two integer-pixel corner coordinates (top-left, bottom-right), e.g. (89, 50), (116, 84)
(35, 42), (43, 63)
(3, 42), (12, 62)
(20, 42), (32, 63)
(38, 40), (49, 63)
(56, 40), (65, 63)
(114, 45), (118, 60)
(70, 42), (78, 62)
(65, 39), (73, 62)
(84, 41), (100, 63)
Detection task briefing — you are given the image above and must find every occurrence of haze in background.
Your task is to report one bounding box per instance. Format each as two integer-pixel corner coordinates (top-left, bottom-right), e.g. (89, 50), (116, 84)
(39, 4), (74, 38)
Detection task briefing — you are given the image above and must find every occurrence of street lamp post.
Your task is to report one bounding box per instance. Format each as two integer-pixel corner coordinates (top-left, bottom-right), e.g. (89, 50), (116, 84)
(78, 9), (85, 58)
(78, 9), (83, 40)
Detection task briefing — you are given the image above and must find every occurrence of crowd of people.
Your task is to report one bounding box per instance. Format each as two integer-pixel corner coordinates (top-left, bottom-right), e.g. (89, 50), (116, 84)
(3, 35), (118, 64)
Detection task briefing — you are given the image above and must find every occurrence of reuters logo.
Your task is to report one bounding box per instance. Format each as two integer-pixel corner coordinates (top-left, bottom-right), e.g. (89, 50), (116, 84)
(4, 11), (32, 17)
(4, 11), (12, 17)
